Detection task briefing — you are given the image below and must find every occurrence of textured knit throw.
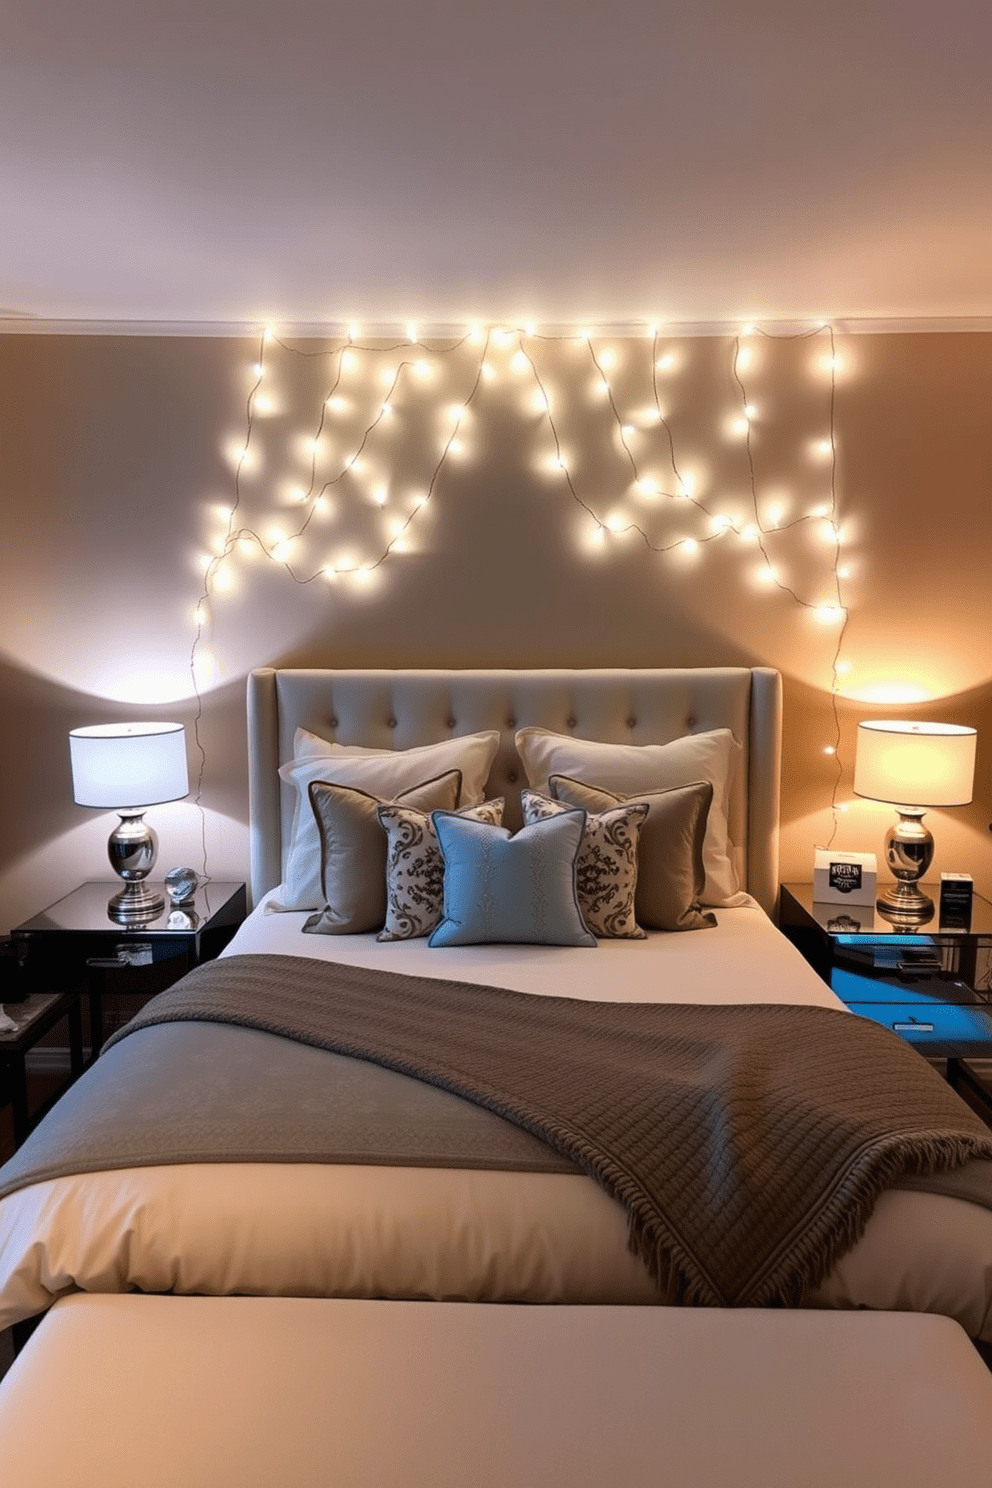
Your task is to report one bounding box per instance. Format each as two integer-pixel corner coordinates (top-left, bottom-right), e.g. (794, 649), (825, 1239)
(107, 952), (992, 1308)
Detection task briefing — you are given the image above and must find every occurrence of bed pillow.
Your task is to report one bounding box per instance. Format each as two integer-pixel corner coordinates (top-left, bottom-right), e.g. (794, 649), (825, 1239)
(428, 810), (597, 949)
(301, 771), (462, 935)
(272, 728), (500, 911)
(521, 789), (648, 939)
(549, 775), (717, 933)
(290, 727), (499, 805)
(377, 798), (506, 942)
(514, 726), (744, 907)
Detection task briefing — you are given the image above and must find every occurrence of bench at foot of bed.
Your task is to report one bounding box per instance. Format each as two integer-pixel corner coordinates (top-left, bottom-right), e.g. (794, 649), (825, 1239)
(1, 1296), (990, 1488)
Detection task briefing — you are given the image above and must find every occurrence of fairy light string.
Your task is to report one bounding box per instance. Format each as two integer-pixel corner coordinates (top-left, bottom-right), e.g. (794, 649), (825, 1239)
(189, 321), (850, 870)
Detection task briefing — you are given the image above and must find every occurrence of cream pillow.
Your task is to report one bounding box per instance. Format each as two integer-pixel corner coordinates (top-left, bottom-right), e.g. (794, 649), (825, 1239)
(514, 726), (745, 907)
(271, 729), (500, 912)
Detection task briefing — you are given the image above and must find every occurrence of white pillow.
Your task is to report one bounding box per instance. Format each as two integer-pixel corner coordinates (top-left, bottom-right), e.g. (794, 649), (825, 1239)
(514, 726), (746, 907)
(270, 729), (500, 912)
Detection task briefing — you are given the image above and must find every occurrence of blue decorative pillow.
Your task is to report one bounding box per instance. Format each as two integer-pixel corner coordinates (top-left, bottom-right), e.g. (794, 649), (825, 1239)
(428, 810), (597, 949)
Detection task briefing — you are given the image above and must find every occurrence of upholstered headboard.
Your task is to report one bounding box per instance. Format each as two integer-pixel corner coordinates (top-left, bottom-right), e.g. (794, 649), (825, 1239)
(246, 667), (783, 917)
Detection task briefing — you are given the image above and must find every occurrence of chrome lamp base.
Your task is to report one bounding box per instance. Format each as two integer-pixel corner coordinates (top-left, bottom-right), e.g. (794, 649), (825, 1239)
(106, 811), (165, 924)
(876, 807), (934, 925)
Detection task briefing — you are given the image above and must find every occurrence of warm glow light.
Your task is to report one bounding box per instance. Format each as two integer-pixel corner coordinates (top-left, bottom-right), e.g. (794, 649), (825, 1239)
(211, 325), (847, 726)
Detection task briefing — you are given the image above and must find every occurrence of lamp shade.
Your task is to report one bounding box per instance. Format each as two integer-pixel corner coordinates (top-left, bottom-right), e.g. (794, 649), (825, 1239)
(69, 722), (189, 809)
(853, 720), (976, 809)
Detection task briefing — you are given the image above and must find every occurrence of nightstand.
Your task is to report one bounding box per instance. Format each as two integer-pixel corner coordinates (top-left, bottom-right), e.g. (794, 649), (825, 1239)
(12, 880), (247, 1057)
(779, 882), (992, 1118)
(0, 992), (84, 1147)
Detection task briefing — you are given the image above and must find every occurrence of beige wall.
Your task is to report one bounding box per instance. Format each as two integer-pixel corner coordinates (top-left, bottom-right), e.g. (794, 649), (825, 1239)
(1, 329), (990, 930)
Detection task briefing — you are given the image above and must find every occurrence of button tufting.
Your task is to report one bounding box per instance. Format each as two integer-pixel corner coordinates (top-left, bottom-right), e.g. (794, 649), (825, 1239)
(506, 718), (516, 730)
(626, 717), (637, 729)
(387, 717), (397, 729)
(329, 718), (338, 729)
(566, 717), (577, 729)
(507, 770), (518, 783)
(686, 715), (696, 729)
(446, 717), (456, 729)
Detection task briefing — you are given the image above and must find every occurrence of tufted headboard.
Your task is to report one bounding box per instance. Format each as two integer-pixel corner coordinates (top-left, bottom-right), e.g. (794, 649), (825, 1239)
(246, 667), (783, 917)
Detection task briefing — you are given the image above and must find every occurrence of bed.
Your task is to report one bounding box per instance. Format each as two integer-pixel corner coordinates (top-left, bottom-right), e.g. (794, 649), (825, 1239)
(2, 666), (992, 1339)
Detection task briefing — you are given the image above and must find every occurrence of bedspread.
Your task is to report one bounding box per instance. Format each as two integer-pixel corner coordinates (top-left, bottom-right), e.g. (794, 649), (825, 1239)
(7, 952), (992, 1309)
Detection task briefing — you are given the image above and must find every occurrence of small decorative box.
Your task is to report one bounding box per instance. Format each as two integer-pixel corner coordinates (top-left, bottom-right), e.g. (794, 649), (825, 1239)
(813, 850), (878, 905)
(939, 873), (973, 930)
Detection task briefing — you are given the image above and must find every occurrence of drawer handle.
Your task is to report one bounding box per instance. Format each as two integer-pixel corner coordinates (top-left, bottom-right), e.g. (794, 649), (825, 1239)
(892, 1020), (935, 1033)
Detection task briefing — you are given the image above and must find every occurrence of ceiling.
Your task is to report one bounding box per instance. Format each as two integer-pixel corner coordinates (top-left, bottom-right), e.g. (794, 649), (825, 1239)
(3, 0), (991, 331)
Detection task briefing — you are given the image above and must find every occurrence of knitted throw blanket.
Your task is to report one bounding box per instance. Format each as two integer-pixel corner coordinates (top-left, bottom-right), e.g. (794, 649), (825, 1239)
(105, 952), (992, 1308)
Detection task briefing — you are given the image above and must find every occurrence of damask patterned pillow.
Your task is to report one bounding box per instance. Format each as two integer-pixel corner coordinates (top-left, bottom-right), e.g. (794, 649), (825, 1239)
(522, 789), (648, 939)
(377, 798), (505, 941)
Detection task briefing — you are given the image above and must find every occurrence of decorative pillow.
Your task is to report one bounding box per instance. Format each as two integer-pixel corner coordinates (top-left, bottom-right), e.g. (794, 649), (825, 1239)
(549, 775), (717, 933)
(428, 810), (597, 949)
(514, 726), (744, 907)
(521, 789), (647, 939)
(377, 798), (506, 942)
(271, 728), (500, 912)
(301, 771), (461, 935)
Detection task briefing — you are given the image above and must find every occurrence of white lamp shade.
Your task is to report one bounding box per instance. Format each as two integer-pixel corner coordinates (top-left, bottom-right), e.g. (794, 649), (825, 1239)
(70, 722), (189, 809)
(853, 720), (976, 808)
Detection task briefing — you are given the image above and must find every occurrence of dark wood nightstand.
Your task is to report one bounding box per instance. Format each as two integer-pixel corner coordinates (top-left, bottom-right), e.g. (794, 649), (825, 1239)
(11, 880), (247, 1058)
(0, 992), (84, 1147)
(779, 882), (992, 1119)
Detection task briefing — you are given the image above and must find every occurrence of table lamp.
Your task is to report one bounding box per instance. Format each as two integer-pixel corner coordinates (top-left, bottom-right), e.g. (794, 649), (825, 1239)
(853, 719), (977, 922)
(69, 722), (189, 923)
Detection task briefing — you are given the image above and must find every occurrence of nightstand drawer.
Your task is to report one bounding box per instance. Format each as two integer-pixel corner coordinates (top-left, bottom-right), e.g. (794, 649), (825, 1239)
(830, 963), (987, 1008)
(846, 1002), (992, 1059)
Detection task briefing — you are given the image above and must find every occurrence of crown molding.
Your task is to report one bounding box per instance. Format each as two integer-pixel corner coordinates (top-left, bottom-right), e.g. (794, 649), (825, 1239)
(1, 316), (991, 338)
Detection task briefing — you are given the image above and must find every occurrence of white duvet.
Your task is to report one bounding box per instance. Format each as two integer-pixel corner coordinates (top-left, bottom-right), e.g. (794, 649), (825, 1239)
(2, 901), (992, 1339)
